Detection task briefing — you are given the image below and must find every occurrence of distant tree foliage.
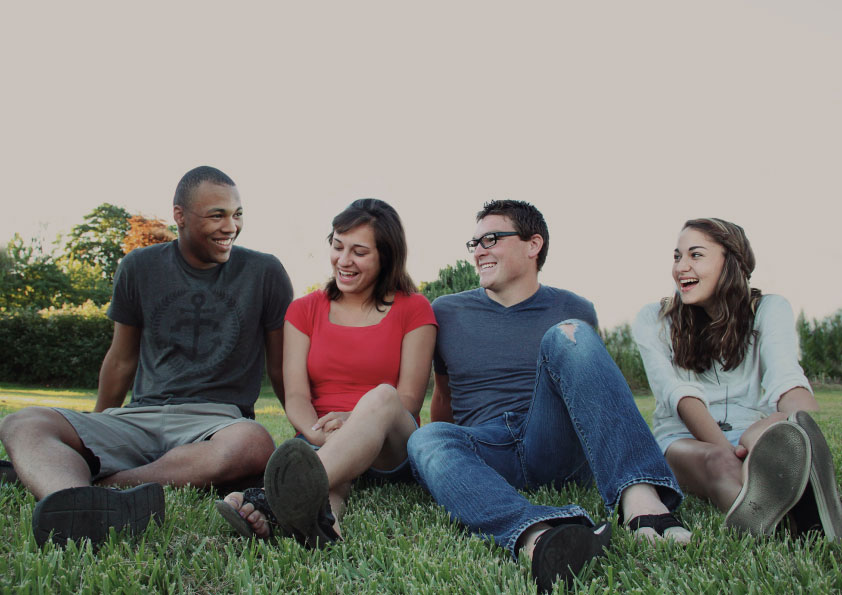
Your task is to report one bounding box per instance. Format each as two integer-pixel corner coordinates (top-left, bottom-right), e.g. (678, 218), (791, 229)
(0, 233), (71, 310)
(797, 309), (842, 383)
(122, 215), (177, 254)
(420, 260), (480, 302)
(64, 203), (132, 281)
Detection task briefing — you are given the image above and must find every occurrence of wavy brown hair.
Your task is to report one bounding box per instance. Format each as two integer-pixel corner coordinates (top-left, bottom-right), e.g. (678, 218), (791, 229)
(325, 198), (417, 310)
(661, 218), (762, 372)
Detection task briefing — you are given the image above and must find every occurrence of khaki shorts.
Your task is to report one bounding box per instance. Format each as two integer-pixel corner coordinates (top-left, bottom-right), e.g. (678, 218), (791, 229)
(55, 402), (261, 480)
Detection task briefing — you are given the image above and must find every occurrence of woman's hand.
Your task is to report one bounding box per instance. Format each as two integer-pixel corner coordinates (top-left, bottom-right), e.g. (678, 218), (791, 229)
(313, 411), (351, 439)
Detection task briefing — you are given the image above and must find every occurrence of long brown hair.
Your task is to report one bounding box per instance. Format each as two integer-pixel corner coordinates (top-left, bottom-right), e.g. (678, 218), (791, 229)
(661, 218), (762, 372)
(324, 198), (417, 310)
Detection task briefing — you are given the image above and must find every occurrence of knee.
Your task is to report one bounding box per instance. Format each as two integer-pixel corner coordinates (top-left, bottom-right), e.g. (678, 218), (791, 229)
(407, 422), (457, 468)
(540, 320), (603, 360)
(355, 384), (401, 416)
(215, 422), (275, 475)
(0, 408), (57, 444)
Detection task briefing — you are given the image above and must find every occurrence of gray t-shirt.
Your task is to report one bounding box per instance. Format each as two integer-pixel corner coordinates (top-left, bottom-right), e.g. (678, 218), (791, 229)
(433, 286), (598, 427)
(107, 240), (293, 418)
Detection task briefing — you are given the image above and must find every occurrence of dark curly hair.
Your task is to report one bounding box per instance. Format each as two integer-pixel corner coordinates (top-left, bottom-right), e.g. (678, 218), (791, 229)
(661, 218), (762, 372)
(324, 199), (416, 310)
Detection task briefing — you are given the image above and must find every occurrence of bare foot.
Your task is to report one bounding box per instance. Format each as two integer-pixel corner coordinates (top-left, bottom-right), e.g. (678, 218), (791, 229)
(223, 491), (272, 539)
(621, 484), (691, 545)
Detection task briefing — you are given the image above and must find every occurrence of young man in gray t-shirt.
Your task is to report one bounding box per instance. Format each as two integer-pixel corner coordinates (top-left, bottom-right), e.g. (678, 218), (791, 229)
(408, 200), (690, 593)
(0, 166), (293, 547)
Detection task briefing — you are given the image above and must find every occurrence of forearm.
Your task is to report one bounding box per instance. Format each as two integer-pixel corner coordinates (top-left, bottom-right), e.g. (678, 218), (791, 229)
(284, 395), (322, 442)
(430, 388), (453, 423)
(676, 396), (732, 448)
(94, 357), (135, 412)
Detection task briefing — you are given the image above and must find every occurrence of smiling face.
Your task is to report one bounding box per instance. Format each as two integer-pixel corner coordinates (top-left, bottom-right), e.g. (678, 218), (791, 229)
(472, 214), (542, 302)
(673, 227), (726, 312)
(330, 223), (381, 299)
(173, 181), (242, 269)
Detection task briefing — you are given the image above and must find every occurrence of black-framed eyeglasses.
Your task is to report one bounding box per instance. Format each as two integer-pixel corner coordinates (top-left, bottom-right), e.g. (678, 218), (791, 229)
(466, 231), (520, 253)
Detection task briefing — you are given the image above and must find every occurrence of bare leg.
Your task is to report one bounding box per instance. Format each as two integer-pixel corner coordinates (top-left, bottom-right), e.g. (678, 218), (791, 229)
(665, 438), (743, 512)
(317, 384), (417, 488)
(220, 385), (414, 538)
(100, 421), (275, 488)
(0, 408), (94, 500)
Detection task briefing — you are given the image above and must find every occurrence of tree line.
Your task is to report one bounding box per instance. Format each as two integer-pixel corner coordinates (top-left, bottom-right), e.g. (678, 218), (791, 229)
(0, 204), (174, 310)
(1, 207), (840, 388)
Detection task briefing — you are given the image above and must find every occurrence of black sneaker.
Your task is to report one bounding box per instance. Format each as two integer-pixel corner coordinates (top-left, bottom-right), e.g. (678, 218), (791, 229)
(0, 460), (18, 484)
(532, 522), (612, 593)
(789, 411), (842, 540)
(32, 483), (165, 547)
(264, 439), (339, 549)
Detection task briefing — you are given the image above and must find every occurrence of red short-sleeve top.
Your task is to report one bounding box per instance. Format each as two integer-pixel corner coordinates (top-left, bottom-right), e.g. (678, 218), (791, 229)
(284, 290), (437, 417)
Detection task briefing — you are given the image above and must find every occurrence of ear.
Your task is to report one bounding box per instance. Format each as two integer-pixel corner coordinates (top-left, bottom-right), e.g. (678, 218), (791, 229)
(527, 234), (544, 260)
(173, 205), (186, 229)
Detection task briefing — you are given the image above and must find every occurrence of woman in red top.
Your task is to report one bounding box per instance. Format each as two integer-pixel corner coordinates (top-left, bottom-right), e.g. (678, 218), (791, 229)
(217, 199), (437, 546)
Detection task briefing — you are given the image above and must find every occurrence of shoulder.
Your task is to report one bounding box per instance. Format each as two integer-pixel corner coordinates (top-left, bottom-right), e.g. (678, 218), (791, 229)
(230, 245), (285, 271)
(121, 241), (174, 266)
(432, 288), (483, 308)
(537, 286), (598, 323)
(290, 290), (327, 310)
(754, 294), (795, 325)
(538, 286), (593, 309)
(634, 302), (664, 327)
(396, 291), (433, 310)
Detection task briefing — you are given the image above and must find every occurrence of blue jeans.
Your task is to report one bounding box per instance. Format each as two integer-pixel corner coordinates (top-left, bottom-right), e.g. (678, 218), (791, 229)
(408, 320), (683, 557)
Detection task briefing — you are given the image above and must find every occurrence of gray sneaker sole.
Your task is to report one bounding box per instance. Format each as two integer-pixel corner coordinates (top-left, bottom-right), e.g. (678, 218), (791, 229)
(32, 483), (165, 547)
(264, 439), (333, 548)
(791, 411), (842, 540)
(725, 421), (811, 535)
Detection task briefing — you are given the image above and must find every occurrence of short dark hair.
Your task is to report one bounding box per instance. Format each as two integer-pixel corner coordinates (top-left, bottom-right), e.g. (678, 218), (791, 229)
(476, 200), (549, 270)
(173, 166), (235, 207)
(325, 198), (416, 310)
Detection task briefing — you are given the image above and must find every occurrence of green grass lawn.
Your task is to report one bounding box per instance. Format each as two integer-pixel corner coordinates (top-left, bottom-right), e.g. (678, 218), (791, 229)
(1, 385), (841, 593)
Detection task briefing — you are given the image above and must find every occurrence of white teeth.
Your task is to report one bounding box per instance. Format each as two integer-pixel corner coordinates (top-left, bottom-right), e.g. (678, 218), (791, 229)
(480, 263), (495, 270)
(680, 278), (698, 285)
(213, 239), (232, 247)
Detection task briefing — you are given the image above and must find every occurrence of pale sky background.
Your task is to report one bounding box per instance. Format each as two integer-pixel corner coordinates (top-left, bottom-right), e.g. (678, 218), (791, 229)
(2, 1), (840, 329)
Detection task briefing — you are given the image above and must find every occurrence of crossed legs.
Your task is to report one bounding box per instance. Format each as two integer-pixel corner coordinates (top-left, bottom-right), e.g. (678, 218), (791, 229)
(223, 383), (416, 538)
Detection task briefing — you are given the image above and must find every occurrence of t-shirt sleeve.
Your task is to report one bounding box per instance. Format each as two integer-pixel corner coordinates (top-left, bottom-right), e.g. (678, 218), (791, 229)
(262, 256), (294, 331)
(106, 251), (142, 327)
(285, 291), (321, 336)
(756, 295), (813, 408)
(632, 303), (706, 418)
(401, 293), (438, 333)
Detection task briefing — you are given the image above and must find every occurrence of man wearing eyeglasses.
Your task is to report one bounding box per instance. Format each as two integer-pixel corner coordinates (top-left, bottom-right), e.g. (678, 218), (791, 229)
(408, 200), (689, 593)
(0, 166), (293, 548)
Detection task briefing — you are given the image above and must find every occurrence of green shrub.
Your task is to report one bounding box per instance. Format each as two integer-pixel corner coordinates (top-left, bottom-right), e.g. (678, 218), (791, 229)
(600, 324), (649, 392)
(798, 309), (842, 383)
(0, 301), (112, 387)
